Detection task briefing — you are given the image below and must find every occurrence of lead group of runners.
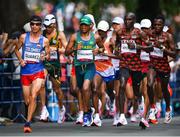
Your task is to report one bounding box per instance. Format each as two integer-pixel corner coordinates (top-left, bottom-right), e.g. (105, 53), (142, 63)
(14, 11), (176, 133)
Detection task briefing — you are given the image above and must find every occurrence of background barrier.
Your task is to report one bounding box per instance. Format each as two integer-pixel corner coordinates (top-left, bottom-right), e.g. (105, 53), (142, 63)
(0, 57), (77, 122)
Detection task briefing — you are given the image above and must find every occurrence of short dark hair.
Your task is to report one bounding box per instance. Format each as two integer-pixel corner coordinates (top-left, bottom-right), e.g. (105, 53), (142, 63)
(125, 12), (136, 21)
(30, 15), (42, 23)
(154, 14), (165, 23)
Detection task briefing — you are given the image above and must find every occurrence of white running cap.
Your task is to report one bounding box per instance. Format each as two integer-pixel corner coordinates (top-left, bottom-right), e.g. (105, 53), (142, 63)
(112, 17), (124, 24)
(140, 19), (151, 28)
(97, 20), (109, 32)
(43, 14), (56, 26)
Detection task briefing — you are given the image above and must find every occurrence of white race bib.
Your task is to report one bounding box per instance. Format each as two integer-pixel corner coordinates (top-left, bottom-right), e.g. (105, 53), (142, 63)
(24, 51), (41, 62)
(121, 43), (137, 54)
(140, 51), (150, 61)
(77, 50), (93, 61)
(112, 58), (120, 69)
(150, 47), (163, 58)
(50, 50), (58, 60)
(95, 54), (109, 61)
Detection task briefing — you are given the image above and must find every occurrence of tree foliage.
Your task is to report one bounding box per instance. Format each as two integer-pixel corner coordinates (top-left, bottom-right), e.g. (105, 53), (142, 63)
(0, 0), (30, 34)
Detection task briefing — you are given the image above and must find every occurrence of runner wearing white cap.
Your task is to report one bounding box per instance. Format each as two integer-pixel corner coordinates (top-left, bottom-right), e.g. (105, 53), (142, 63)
(138, 18), (152, 128)
(39, 14), (67, 124)
(92, 20), (115, 127)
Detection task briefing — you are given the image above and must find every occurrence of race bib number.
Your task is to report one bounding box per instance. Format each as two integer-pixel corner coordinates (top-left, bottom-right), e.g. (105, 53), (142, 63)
(50, 47), (58, 60)
(150, 47), (163, 58)
(24, 51), (41, 62)
(121, 43), (137, 54)
(95, 54), (109, 61)
(77, 50), (93, 61)
(50, 50), (58, 60)
(140, 51), (150, 61)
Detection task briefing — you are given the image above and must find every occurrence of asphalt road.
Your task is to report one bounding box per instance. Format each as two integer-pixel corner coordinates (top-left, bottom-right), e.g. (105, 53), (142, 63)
(0, 116), (180, 136)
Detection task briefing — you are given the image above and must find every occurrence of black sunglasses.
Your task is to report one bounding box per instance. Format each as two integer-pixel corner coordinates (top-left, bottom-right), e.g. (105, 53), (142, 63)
(30, 22), (41, 26)
(44, 24), (54, 28)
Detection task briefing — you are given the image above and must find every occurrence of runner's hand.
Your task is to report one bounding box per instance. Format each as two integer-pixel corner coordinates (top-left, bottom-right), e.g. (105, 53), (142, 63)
(20, 60), (26, 67)
(74, 42), (82, 51)
(40, 52), (46, 61)
(128, 42), (135, 49)
(93, 48), (99, 55)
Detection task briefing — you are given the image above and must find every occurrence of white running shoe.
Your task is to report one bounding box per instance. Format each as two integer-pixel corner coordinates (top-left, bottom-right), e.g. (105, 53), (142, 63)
(76, 111), (83, 124)
(148, 108), (158, 124)
(40, 106), (49, 121)
(113, 112), (120, 126)
(164, 109), (172, 124)
(93, 113), (102, 127)
(57, 106), (66, 124)
(90, 107), (95, 125)
(156, 102), (162, 118)
(130, 114), (137, 123)
(117, 114), (128, 126)
(137, 102), (144, 117)
(139, 117), (150, 129)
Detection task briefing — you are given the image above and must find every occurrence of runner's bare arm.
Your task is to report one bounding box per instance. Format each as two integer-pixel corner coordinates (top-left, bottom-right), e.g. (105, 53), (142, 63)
(110, 31), (117, 49)
(101, 52), (122, 59)
(65, 34), (76, 56)
(95, 34), (104, 53)
(44, 38), (50, 60)
(113, 31), (122, 57)
(162, 33), (176, 58)
(58, 31), (68, 54)
(109, 39), (114, 53)
(59, 31), (68, 48)
(137, 31), (154, 52)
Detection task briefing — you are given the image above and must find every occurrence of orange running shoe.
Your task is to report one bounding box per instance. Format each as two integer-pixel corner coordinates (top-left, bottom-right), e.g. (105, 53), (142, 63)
(148, 119), (158, 124)
(23, 122), (32, 133)
(24, 126), (32, 133)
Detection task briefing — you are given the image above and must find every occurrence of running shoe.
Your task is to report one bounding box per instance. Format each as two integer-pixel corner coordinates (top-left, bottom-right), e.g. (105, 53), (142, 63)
(40, 106), (49, 121)
(93, 113), (102, 127)
(89, 107), (95, 125)
(137, 102), (144, 118)
(23, 122), (32, 133)
(164, 110), (172, 124)
(148, 108), (158, 124)
(57, 105), (66, 124)
(76, 111), (83, 124)
(139, 118), (149, 129)
(112, 112), (120, 126)
(156, 102), (162, 118)
(130, 114), (137, 123)
(117, 114), (128, 126)
(82, 113), (90, 127)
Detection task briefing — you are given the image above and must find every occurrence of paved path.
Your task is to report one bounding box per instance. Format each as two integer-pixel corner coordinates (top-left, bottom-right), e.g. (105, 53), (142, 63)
(0, 116), (180, 136)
